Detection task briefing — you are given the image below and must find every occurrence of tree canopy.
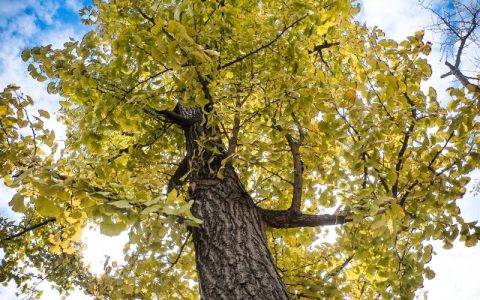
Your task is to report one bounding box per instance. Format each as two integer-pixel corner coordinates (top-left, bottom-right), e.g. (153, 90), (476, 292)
(0, 0), (479, 299)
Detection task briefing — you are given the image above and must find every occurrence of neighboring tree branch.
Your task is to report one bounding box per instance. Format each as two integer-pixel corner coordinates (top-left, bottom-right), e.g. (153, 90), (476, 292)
(259, 209), (350, 228)
(424, 0), (480, 91)
(0, 218), (55, 243)
(444, 61), (480, 93)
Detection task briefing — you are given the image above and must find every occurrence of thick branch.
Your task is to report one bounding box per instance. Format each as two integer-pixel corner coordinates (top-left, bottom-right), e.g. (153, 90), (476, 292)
(259, 209), (350, 228)
(273, 115), (305, 213)
(145, 108), (199, 127)
(392, 123), (414, 197)
(287, 114), (305, 213)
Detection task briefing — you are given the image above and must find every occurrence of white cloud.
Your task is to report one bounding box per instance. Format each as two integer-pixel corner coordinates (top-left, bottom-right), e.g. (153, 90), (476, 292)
(65, 0), (83, 13)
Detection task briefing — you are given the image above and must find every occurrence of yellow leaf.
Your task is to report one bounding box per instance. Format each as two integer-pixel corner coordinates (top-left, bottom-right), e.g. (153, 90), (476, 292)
(225, 71), (234, 79)
(38, 109), (50, 119)
(9, 193), (26, 212)
(0, 105), (7, 117)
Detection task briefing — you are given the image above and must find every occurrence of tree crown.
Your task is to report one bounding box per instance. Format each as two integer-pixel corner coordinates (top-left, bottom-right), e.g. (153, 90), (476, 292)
(1, 0), (479, 298)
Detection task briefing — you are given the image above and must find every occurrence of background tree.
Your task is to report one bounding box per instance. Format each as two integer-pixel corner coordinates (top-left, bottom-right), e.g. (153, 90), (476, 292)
(421, 0), (480, 91)
(0, 0), (479, 299)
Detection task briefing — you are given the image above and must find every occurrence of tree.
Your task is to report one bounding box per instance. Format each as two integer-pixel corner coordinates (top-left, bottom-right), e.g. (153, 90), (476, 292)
(0, 0), (479, 299)
(421, 0), (480, 91)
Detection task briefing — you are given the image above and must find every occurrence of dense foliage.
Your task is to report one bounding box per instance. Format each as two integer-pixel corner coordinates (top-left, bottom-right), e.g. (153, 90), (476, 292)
(1, 0), (479, 298)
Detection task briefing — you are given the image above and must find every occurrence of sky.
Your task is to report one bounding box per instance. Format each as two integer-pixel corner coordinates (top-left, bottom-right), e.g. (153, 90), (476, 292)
(0, 0), (479, 299)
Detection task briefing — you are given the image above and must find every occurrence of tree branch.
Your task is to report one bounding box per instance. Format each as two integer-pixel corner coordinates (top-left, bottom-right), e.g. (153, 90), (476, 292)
(259, 209), (350, 228)
(308, 41), (339, 54)
(166, 231), (191, 272)
(287, 114), (305, 213)
(220, 14), (309, 69)
(167, 156), (190, 192)
(444, 61), (480, 92)
(273, 114), (305, 214)
(145, 107), (199, 127)
(0, 218), (55, 243)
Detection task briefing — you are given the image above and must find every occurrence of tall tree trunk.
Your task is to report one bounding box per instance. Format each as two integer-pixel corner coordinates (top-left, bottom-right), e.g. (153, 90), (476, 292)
(177, 106), (290, 299)
(189, 167), (290, 300)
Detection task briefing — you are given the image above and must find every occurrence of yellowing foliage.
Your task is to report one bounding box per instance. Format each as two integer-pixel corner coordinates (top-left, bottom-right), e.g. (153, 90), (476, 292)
(0, 0), (479, 299)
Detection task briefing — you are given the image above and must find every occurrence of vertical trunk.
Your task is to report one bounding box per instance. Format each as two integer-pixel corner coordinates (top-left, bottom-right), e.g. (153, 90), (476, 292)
(189, 167), (290, 300)
(178, 107), (290, 299)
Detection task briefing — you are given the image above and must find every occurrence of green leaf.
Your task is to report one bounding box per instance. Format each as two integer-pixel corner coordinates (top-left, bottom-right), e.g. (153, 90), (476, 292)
(9, 193), (26, 212)
(35, 196), (61, 218)
(108, 200), (132, 209)
(141, 204), (163, 214)
(100, 220), (127, 236)
(21, 49), (30, 62)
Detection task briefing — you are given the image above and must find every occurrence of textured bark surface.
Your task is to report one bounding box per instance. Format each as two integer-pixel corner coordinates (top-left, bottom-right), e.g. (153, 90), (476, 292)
(189, 168), (290, 300)
(177, 106), (290, 299)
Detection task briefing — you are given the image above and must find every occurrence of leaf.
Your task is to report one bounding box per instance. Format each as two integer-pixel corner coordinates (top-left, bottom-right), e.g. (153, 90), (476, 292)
(0, 105), (7, 117)
(100, 220), (127, 236)
(47, 82), (55, 94)
(141, 204), (163, 214)
(9, 193), (26, 212)
(38, 109), (50, 119)
(21, 49), (30, 61)
(225, 71), (234, 79)
(371, 217), (385, 230)
(35, 196), (61, 218)
(115, 154), (129, 167)
(166, 189), (178, 203)
(386, 170), (397, 185)
(465, 235), (478, 247)
(344, 89), (356, 102)
(425, 268), (435, 280)
(442, 241), (453, 249)
(390, 202), (405, 219)
(108, 200), (132, 209)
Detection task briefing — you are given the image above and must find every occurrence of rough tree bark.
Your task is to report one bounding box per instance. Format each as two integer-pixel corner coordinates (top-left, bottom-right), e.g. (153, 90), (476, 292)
(173, 106), (290, 299)
(189, 168), (290, 300)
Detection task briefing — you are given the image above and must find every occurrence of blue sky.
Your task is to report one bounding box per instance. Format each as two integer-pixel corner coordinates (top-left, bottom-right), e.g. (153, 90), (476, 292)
(0, 0), (479, 299)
